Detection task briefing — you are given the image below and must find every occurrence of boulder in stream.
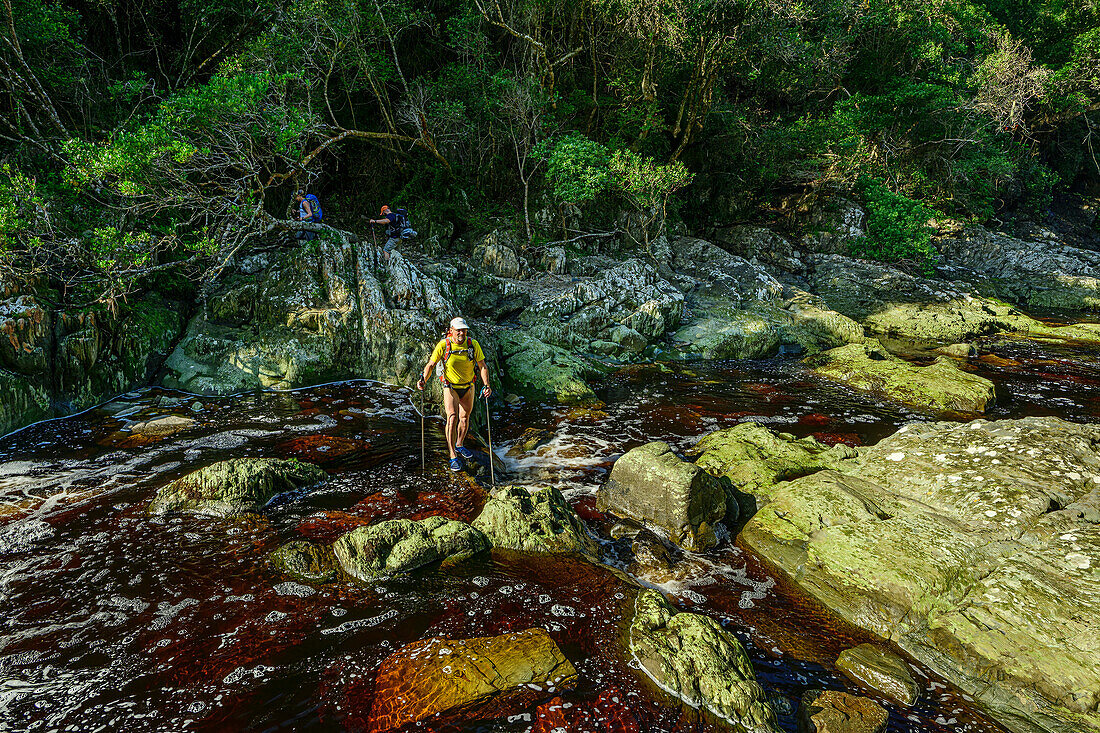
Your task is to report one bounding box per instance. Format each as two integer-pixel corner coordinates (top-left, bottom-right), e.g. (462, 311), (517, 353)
(367, 628), (578, 732)
(836, 644), (918, 706)
(332, 516), (489, 582)
(798, 689), (888, 733)
(498, 331), (599, 404)
(807, 342), (996, 413)
(740, 417), (1100, 733)
(598, 441), (727, 552)
(472, 485), (595, 555)
(267, 540), (340, 583)
(148, 458), (327, 517)
(629, 589), (780, 732)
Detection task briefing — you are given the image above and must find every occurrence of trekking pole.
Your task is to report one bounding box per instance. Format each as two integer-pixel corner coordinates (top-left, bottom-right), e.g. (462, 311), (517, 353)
(420, 388), (426, 471)
(484, 389), (495, 488)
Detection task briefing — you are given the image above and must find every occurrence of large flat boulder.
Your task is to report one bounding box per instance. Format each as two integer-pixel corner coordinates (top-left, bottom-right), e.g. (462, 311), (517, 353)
(498, 330), (599, 404)
(332, 516), (489, 581)
(740, 417), (1100, 733)
(836, 644), (918, 706)
(597, 441), (727, 552)
(148, 458), (327, 516)
(472, 485), (595, 555)
(806, 342), (996, 413)
(629, 589), (779, 731)
(367, 629), (577, 732)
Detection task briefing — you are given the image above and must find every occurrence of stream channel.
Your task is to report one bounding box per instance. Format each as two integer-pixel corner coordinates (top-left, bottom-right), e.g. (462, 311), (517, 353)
(1, 332), (1098, 732)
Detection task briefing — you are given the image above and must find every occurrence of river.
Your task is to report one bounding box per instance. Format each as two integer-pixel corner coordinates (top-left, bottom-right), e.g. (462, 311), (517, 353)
(1, 333), (1097, 732)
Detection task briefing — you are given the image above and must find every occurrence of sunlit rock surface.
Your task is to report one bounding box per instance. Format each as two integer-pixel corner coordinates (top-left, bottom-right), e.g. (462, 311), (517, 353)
(629, 589), (780, 732)
(332, 516), (489, 582)
(473, 485), (596, 555)
(741, 417), (1100, 733)
(367, 628), (578, 732)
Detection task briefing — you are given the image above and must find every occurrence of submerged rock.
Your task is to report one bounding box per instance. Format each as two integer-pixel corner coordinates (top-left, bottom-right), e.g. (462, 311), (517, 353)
(629, 589), (779, 732)
(807, 342), (996, 413)
(148, 458), (327, 517)
(597, 441), (727, 552)
(798, 689), (888, 733)
(741, 417), (1100, 733)
(472, 485), (595, 555)
(267, 540), (340, 583)
(332, 516), (489, 581)
(367, 629), (578, 732)
(836, 644), (918, 706)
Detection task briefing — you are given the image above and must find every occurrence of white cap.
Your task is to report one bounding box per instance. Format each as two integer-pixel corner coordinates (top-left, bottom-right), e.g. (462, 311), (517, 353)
(449, 317), (470, 330)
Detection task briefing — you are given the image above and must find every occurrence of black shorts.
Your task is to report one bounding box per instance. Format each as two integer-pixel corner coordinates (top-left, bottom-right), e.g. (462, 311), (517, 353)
(448, 383), (473, 398)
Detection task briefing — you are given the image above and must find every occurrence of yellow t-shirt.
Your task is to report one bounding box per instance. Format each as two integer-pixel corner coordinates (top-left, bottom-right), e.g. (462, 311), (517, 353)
(431, 337), (484, 386)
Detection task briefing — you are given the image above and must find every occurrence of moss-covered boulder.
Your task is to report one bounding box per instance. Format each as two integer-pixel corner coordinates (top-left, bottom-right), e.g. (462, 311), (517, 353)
(799, 690), (888, 733)
(807, 342), (996, 413)
(498, 330), (599, 404)
(267, 540), (340, 583)
(332, 516), (489, 582)
(741, 417), (1100, 733)
(671, 309), (781, 360)
(629, 589), (779, 732)
(689, 422), (857, 507)
(148, 458), (327, 517)
(598, 441), (727, 552)
(472, 485), (595, 555)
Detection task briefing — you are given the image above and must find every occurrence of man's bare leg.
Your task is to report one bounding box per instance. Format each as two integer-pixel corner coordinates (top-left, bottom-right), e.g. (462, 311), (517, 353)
(443, 387), (459, 459)
(456, 389), (475, 450)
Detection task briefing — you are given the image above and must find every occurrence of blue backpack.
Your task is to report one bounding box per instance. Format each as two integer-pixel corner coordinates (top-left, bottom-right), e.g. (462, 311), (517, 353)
(393, 208), (416, 239)
(304, 194), (323, 222)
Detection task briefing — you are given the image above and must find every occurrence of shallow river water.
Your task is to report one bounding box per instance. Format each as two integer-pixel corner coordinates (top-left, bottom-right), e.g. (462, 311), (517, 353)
(1, 334), (1097, 732)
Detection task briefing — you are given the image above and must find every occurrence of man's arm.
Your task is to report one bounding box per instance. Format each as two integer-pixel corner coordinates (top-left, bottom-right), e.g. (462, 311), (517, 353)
(477, 359), (491, 398)
(417, 358), (438, 390)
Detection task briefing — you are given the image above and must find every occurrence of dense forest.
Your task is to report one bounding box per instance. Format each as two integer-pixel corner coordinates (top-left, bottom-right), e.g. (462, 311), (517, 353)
(2, 0), (1099, 309)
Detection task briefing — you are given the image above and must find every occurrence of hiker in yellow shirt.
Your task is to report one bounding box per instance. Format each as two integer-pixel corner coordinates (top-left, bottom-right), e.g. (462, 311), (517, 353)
(416, 317), (492, 471)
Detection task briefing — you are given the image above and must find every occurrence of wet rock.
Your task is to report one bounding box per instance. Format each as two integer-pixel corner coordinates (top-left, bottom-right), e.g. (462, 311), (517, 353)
(267, 540), (340, 583)
(807, 342), (996, 413)
(506, 427), (553, 456)
(778, 290), (867, 354)
(127, 414), (196, 438)
(798, 689), (888, 733)
(598, 441), (726, 552)
(628, 589), (779, 731)
(836, 644), (919, 706)
(934, 342), (976, 358)
(498, 330), (599, 404)
(472, 485), (595, 555)
(332, 516), (489, 582)
(690, 422), (857, 507)
(148, 457), (327, 517)
(628, 529), (677, 583)
(740, 417), (1100, 733)
(939, 227), (1100, 311)
(367, 629), (578, 732)
(0, 370), (49, 436)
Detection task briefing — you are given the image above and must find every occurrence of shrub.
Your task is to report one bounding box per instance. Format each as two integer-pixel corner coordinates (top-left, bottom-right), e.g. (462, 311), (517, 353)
(851, 178), (937, 275)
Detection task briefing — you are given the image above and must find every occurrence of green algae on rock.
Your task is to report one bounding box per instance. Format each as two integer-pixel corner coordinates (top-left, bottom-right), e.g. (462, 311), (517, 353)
(836, 644), (919, 706)
(598, 441), (727, 552)
(807, 342), (996, 413)
(689, 422), (857, 506)
(267, 540), (340, 583)
(472, 485), (596, 555)
(497, 330), (600, 404)
(148, 457), (327, 517)
(629, 589), (780, 732)
(332, 516), (489, 582)
(740, 417), (1100, 733)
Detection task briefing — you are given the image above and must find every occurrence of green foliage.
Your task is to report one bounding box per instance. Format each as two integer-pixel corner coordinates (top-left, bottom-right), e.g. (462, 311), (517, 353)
(850, 179), (937, 274)
(536, 134), (610, 205)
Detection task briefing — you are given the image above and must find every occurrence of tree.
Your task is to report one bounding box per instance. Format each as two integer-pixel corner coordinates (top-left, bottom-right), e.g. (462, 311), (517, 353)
(608, 149), (693, 256)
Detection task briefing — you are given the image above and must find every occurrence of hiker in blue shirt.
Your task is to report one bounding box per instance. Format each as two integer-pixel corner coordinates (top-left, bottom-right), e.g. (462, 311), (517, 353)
(294, 190), (323, 241)
(369, 205), (416, 262)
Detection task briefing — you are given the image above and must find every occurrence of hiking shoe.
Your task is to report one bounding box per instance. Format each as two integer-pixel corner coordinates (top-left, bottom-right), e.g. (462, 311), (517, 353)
(455, 446), (474, 459)
(449, 457), (463, 472)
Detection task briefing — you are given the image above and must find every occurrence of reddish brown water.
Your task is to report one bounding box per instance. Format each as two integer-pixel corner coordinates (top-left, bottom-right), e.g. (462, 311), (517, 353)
(2, 338), (1097, 732)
